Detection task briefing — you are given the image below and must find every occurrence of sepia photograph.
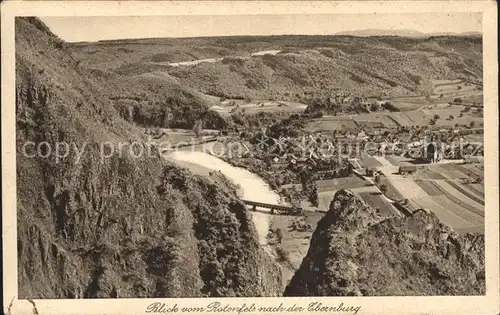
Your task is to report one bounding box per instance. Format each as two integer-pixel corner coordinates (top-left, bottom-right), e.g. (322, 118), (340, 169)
(2, 1), (499, 315)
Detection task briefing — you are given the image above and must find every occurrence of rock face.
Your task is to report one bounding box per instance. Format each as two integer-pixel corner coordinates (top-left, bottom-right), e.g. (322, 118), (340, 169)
(284, 190), (485, 296)
(16, 17), (281, 298)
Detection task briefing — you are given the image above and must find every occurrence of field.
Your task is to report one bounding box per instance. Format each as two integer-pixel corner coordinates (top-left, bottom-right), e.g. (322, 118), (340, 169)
(382, 78), (483, 119)
(429, 79), (483, 104)
(388, 112), (414, 126)
(385, 96), (429, 111)
(305, 102), (483, 132)
(378, 175), (405, 200)
(384, 155), (414, 167)
(354, 113), (400, 128)
(372, 155), (484, 232)
(411, 163), (484, 231)
(268, 211), (325, 289)
(387, 79), (483, 110)
(382, 78), (483, 112)
(316, 175), (368, 209)
(212, 99), (307, 115)
(358, 191), (399, 216)
(314, 174), (400, 218)
(359, 153), (383, 168)
(428, 163), (484, 201)
(306, 116), (359, 132)
(397, 104), (483, 128)
(316, 176), (367, 192)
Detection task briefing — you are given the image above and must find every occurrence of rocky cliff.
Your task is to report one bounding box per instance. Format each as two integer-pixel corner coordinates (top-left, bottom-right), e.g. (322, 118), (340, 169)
(284, 190), (485, 296)
(16, 17), (281, 298)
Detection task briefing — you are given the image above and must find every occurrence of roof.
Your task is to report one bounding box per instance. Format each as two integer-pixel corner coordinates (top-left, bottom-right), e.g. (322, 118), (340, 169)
(399, 165), (417, 170)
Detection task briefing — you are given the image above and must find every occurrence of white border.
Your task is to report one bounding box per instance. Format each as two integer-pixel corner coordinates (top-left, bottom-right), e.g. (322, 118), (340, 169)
(2, 1), (499, 315)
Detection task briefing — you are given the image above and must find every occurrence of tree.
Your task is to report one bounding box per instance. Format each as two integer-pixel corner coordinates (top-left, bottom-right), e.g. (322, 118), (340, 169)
(275, 228), (283, 244)
(469, 121), (476, 128)
(239, 131), (248, 139)
(454, 97), (463, 104)
(370, 102), (381, 112)
(193, 120), (203, 138)
(380, 184), (388, 195)
(449, 115), (454, 120)
(309, 185), (319, 207)
(433, 114), (440, 120)
(381, 102), (400, 112)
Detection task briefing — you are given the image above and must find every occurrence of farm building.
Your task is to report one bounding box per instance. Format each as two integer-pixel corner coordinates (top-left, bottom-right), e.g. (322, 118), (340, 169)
(399, 165), (417, 175)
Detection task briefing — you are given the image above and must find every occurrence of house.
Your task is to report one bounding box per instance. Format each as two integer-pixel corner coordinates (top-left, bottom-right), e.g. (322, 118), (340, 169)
(399, 165), (417, 175)
(356, 130), (368, 141)
(408, 141), (421, 148)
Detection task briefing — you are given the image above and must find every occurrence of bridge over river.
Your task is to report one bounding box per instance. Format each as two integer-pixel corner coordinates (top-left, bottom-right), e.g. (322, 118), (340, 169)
(242, 199), (304, 215)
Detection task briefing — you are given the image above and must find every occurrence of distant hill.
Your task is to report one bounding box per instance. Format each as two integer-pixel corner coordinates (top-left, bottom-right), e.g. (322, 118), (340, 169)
(454, 31), (482, 36)
(336, 29), (482, 37)
(336, 29), (427, 37)
(69, 34), (483, 102)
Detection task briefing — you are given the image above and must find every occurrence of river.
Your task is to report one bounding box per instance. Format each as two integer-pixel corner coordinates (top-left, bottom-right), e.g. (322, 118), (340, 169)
(167, 150), (279, 245)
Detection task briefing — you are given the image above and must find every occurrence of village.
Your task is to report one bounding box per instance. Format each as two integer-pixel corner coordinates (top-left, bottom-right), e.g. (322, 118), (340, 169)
(144, 90), (485, 230)
(222, 98), (485, 282)
(222, 100), (485, 213)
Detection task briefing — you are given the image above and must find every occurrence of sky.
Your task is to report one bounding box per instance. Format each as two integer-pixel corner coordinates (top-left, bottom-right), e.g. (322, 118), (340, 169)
(39, 13), (482, 42)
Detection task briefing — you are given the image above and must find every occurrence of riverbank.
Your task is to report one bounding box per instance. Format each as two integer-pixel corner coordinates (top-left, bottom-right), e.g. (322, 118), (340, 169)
(165, 148), (329, 291)
(166, 150), (279, 246)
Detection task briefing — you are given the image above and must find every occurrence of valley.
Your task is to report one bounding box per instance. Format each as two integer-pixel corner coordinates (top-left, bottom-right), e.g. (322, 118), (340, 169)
(15, 16), (485, 298)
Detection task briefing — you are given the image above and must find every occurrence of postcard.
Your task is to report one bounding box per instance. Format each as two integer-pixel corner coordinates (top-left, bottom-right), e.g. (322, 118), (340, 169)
(1, 1), (498, 314)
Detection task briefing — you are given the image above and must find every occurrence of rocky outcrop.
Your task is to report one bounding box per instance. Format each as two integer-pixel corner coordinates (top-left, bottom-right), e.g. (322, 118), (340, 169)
(284, 189), (485, 296)
(16, 17), (281, 298)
